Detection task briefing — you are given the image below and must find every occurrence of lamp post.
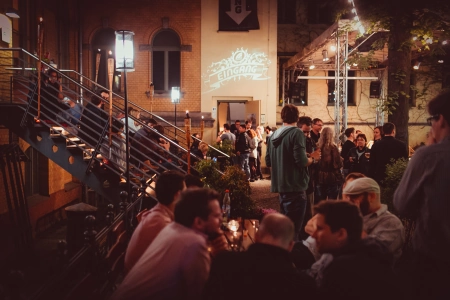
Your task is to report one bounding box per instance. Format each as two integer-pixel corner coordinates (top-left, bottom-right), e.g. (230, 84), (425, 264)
(185, 110), (191, 174)
(115, 30), (134, 198)
(171, 87), (180, 138)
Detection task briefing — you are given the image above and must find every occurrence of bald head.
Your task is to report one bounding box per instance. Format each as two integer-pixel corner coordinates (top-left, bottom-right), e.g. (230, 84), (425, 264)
(256, 213), (295, 251)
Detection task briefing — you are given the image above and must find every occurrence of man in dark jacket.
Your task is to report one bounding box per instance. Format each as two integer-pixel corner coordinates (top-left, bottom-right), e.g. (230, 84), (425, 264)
(310, 201), (398, 300)
(202, 213), (316, 300)
(266, 104), (321, 240)
(79, 93), (108, 148)
(369, 122), (408, 184)
(341, 127), (356, 177)
(235, 124), (251, 180)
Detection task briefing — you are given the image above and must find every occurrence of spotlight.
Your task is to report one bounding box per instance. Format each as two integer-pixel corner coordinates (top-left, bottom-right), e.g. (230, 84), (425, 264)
(322, 50), (329, 61)
(438, 60), (444, 64)
(443, 40), (448, 45)
(330, 45), (336, 51)
(309, 58), (315, 69)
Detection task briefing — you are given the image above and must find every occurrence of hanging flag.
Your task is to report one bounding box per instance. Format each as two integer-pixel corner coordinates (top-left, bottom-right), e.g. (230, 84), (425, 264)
(219, 0), (259, 31)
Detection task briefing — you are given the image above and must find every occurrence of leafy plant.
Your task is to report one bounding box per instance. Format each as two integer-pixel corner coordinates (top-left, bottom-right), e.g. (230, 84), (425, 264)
(381, 158), (409, 214)
(196, 160), (255, 219)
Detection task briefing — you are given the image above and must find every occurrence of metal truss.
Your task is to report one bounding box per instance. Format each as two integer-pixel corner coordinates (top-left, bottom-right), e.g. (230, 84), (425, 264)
(334, 29), (349, 144)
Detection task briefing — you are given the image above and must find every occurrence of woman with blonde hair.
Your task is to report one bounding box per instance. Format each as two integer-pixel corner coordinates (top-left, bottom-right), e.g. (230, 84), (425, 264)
(316, 127), (343, 200)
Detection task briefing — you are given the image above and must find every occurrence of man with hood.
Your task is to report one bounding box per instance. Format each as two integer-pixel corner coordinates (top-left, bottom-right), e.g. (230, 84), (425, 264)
(265, 104), (321, 240)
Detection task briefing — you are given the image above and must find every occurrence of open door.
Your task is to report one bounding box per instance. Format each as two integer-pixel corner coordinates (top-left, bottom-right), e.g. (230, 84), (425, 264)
(245, 100), (260, 127)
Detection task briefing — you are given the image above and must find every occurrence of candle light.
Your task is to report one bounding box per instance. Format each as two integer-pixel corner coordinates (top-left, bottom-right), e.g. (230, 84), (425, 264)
(186, 110), (190, 119)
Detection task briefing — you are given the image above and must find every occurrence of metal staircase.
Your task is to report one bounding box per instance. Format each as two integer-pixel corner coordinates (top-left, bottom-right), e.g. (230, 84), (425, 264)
(0, 47), (229, 204)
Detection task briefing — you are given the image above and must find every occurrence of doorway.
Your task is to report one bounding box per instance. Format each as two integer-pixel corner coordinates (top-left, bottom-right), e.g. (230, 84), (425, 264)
(216, 100), (260, 134)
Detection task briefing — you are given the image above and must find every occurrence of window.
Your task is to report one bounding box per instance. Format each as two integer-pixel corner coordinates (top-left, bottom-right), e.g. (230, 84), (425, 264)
(289, 71), (308, 106)
(152, 30), (181, 93)
(25, 147), (49, 197)
(278, 0), (296, 24)
(327, 71), (355, 106)
(307, 0), (334, 25)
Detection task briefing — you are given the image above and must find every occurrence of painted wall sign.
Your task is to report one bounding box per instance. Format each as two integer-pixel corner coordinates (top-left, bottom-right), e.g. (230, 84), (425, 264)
(219, 0), (259, 31)
(202, 48), (271, 94)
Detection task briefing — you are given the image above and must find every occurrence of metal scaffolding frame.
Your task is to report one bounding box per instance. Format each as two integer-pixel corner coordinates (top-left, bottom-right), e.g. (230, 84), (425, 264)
(334, 29), (349, 144)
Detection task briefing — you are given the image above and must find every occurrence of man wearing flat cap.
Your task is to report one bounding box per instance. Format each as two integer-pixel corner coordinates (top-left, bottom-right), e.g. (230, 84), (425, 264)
(343, 177), (404, 261)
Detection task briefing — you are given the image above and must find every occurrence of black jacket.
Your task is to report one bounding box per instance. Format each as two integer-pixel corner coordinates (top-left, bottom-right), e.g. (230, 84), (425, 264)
(341, 140), (355, 169)
(203, 243), (317, 300)
(348, 146), (370, 175)
(320, 238), (399, 300)
(369, 136), (408, 184)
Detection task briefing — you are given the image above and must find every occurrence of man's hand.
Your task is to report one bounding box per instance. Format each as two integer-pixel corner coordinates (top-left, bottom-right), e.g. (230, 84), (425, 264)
(159, 138), (170, 151)
(209, 231), (229, 256)
(305, 214), (318, 235)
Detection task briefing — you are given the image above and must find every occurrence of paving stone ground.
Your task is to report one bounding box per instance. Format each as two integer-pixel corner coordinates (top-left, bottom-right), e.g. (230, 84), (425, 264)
(249, 177), (280, 212)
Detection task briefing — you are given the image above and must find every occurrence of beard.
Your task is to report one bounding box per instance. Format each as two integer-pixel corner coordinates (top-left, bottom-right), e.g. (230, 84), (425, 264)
(359, 193), (370, 216)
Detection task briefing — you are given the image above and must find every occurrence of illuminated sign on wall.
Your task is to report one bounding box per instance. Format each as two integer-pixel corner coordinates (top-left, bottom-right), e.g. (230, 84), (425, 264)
(202, 48), (271, 94)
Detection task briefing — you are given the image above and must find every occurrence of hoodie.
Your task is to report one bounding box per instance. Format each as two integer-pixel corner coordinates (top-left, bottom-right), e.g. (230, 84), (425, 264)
(265, 125), (309, 193)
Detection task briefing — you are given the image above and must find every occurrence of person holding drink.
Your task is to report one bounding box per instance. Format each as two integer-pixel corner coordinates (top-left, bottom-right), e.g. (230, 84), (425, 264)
(348, 133), (370, 176)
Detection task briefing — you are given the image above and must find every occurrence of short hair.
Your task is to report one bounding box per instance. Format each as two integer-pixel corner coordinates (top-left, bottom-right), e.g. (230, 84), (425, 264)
(155, 171), (185, 206)
(174, 188), (220, 227)
(356, 133), (367, 142)
(245, 120), (252, 125)
(223, 123), (230, 130)
(428, 89), (450, 125)
(314, 201), (363, 244)
(344, 127), (355, 137)
(235, 120), (240, 124)
(153, 124), (164, 135)
(265, 125), (271, 131)
(383, 122), (395, 135)
(281, 104), (299, 124)
(111, 118), (124, 133)
(239, 124), (246, 129)
(345, 172), (365, 184)
(312, 118), (323, 125)
(91, 94), (103, 106)
(258, 213), (294, 247)
(184, 174), (204, 188)
(298, 116), (312, 127)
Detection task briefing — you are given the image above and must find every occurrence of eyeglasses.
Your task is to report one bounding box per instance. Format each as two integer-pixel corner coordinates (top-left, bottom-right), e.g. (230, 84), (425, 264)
(426, 114), (440, 126)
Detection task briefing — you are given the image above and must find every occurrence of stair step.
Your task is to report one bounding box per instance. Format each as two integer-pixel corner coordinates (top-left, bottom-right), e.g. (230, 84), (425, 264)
(50, 126), (71, 137)
(67, 143), (86, 149)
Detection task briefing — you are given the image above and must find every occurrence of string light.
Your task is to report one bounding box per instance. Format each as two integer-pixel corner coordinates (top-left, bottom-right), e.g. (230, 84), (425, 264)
(348, 0), (365, 34)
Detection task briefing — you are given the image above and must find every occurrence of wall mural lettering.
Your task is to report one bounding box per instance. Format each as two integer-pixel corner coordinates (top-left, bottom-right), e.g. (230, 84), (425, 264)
(202, 48), (271, 94)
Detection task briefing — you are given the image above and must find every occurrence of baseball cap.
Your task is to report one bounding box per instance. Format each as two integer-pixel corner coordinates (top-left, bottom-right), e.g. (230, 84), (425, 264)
(343, 177), (380, 195)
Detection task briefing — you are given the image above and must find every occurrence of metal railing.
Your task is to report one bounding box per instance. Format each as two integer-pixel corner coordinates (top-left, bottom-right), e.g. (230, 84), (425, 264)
(0, 48), (229, 189)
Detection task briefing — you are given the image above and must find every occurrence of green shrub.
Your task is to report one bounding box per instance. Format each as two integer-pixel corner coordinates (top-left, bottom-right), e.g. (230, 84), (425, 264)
(381, 157), (409, 213)
(196, 160), (255, 218)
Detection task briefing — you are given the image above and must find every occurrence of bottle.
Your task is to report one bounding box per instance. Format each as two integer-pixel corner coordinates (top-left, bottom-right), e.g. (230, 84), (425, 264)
(222, 190), (231, 225)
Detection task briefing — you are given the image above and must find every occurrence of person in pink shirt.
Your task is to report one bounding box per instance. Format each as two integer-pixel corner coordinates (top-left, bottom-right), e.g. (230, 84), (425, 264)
(124, 170), (186, 273)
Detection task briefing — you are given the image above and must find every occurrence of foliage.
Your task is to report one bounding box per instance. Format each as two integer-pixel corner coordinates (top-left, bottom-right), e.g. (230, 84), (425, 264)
(196, 160), (255, 219)
(207, 139), (234, 171)
(380, 158), (409, 214)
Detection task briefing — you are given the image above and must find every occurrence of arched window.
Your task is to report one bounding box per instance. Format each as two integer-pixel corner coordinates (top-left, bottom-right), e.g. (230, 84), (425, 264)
(92, 28), (121, 92)
(152, 29), (181, 92)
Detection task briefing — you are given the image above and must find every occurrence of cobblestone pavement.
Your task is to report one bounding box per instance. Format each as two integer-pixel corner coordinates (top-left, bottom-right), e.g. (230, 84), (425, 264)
(249, 177), (280, 212)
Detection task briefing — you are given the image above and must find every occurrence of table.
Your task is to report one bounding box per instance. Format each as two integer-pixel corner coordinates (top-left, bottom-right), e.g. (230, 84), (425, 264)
(223, 219), (259, 251)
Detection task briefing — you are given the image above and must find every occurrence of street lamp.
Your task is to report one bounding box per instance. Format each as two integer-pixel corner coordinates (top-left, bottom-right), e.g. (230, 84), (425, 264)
(171, 86), (180, 138)
(115, 30), (134, 197)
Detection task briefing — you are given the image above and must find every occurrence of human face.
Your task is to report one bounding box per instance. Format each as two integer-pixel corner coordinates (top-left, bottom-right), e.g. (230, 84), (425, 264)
(48, 72), (58, 83)
(239, 126), (246, 133)
(301, 124), (311, 138)
(356, 137), (366, 149)
(347, 193), (370, 216)
(374, 128), (381, 140)
(235, 121), (240, 128)
(312, 121), (323, 133)
(100, 92), (109, 100)
(201, 200), (222, 235)
(246, 122), (252, 130)
(311, 214), (343, 254)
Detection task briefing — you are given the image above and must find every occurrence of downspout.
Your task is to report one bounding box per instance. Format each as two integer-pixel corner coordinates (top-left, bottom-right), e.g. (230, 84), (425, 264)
(78, 1), (83, 104)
